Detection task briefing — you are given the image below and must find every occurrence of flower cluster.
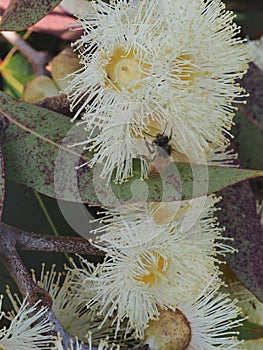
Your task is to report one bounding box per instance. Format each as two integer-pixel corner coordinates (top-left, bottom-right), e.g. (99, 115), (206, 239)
(65, 0), (249, 183)
(57, 0), (251, 349)
(62, 196), (243, 347)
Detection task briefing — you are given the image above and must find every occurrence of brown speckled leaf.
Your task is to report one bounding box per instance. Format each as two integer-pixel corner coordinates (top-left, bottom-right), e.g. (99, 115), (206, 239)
(0, 144), (5, 220)
(234, 62), (263, 198)
(0, 91), (263, 205)
(217, 63), (263, 302)
(219, 180), (263, 302)
(0, 0), (62, 31)
(0, 0), (79, 41)
(239, 63), (263, 132)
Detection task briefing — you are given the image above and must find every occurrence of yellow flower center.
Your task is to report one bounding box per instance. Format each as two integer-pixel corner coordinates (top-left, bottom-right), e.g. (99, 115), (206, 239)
(104, 47), (147, 91)
(134, 252), (170, 287)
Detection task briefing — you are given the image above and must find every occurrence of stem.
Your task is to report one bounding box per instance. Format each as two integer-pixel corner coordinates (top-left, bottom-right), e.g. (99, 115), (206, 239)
(0, 224), (53, 309)
(1, 222), (104, 256)
(0, 221), (148, 349)
(0, 230), (34, 296)
(0, 31), (49, 76)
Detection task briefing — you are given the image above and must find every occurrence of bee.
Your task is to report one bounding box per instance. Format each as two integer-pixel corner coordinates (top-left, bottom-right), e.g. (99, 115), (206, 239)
(144, 125), (187, 177)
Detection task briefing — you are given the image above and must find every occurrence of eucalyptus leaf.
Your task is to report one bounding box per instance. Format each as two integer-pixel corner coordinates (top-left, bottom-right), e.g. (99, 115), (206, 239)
(241, 63), (263, 127)
(0, 0), (62, 31)
(1, 52), (33, 98)
(0, 144), (5, 220)
(0, 91), (263, 205)
(218, 180), (263, 303)
(233, 63), (263, 198)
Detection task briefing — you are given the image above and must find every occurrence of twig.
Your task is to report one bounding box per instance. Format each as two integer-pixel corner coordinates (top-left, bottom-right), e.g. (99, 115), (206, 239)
(0, 221), (148, 349)
(0, 31), (49, 76)
(1, 222), (104, 256)
(0, 229), (37, 296)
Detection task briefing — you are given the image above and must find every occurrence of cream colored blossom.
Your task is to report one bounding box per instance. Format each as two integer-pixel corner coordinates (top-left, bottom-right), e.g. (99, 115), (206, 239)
(91, 195), (234, 257)
(28, 263), (137, 347)
(54, 332), (116, 350)
(65, 0), (249, 183)
(144, 280), (244, 350)
(79, 196), (236, 338)
(0, 295), (55, 350)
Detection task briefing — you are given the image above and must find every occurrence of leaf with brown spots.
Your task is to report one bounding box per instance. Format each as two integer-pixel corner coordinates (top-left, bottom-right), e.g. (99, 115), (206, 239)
(216, 63), (263, 302)
(233, 62), (263, 198)
(0, 144), (5, 220)
(1, 91), (263, 205)
(239, 63), (263, 132)
(0, 0), (62, 31)
(218, 179), (263, 302)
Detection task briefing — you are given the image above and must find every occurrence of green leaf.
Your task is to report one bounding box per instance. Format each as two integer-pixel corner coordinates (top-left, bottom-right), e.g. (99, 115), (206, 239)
(0, 144), (5, 220)
(0, 0), (61, 31)
(238, 320), (263, 341)
(1, 52), (33, 98)
(0, 91), (263, 205)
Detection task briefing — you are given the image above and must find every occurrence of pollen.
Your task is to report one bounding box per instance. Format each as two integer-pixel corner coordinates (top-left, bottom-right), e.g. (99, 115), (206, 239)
(104, 47), (147, 91)
(134, 252), (171, 287)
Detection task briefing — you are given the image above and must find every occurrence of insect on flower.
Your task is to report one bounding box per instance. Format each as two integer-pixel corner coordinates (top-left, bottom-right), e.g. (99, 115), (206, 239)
(144, 125), (188, 177)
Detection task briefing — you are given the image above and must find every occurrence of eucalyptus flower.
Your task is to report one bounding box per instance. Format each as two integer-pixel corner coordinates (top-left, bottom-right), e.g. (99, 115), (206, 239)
(76, 196), (236, 338)
(54, 332), (116, 350)
(22, 263), (137, 347)
(65, 0), (249, 183)
(144, 281), (244, 350)
(0, 295), (54, 350)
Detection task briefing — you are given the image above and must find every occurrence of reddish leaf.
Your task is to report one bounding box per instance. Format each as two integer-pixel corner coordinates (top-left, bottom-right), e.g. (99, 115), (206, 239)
(218, 179), (263, 302)
(239, 62), (263, 133)
(0, 144), (5, 220)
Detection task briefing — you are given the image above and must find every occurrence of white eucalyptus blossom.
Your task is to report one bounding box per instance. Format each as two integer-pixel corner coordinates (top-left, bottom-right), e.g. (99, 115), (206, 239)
(74, 196), (236, 338)
(65, 0), (249, 183)
(54, 332), (116, 350)
(91, 195), (234, 257)
(144, 280), (244, 350)
(0, 295), (55, 350)
(20, 263), (137, 347)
